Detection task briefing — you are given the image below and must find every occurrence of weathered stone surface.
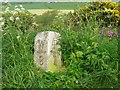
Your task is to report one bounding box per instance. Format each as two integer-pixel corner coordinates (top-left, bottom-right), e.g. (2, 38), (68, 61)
(34, 31), (62, 72)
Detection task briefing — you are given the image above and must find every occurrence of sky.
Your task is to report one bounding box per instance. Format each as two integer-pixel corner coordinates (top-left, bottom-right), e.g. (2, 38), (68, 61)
(0, 0), (119, 2)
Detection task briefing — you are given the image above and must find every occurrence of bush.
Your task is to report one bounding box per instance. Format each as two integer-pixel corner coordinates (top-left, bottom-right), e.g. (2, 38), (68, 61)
(35, 10), (59, 27)
(64, 2), (120, 27)
(51, 13), (118, 87)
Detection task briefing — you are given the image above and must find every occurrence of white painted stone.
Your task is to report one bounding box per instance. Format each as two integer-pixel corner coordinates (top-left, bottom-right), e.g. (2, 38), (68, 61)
(34, 31), (62, 72)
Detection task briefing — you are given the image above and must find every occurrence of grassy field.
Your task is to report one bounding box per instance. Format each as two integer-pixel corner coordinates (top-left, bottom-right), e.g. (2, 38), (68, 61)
(2, 2), (88, 10)
(28, 9), (74, 15)
(1, 2), (88, 15)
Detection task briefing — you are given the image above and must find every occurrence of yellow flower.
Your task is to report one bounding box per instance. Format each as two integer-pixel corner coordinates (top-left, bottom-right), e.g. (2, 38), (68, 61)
(115, 14), (119, 17)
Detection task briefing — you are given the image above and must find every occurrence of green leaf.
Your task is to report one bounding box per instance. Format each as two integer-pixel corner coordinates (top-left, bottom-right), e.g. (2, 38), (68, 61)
(76, 51), (83, 58)
(70, 52), (76, 59)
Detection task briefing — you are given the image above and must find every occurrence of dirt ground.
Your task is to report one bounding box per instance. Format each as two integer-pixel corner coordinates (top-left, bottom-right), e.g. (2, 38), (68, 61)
(28, 9), (74, 15)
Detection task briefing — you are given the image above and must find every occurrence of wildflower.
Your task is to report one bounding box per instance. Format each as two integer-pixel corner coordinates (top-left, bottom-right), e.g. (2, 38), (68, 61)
(32, 22), (38, 27)
(19, 5), (23, 8)
(33, 16), (36, 19)
(32, 22), (37, 25)
(4, 33), (7, 35)
(15, 8), (20, 11)
(16, 17), (19, 20)
(0, 22), (4, 26)
(108, 29), (113, 37)
(55, 16), (58, 18)
(0, 29), (4, 32)
(0, 17), (3, 22)
(115, 14), (119, 18)
(15, 5), (18, 8)
(9, 16), (14, 21)
(59, 16), (62, 18)
(13, 11), (17, 15)
(77, 21), (80, 24)
(17, 36), (20, 39)
(99, 27), (104, 36)
(5, 7), (9, 12)
(21, 8), (25, 11)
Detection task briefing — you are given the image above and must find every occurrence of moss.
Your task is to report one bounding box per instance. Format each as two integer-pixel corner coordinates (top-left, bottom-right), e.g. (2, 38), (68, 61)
(48, 54), (62, 72)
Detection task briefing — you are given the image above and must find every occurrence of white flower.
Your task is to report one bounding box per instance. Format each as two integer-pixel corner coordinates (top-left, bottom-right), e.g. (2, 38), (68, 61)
(0, 22), (4, 26)
(33, 16), (36, 19)
(15, 5), (18, 8)
(5, 11), (7, 13)
(16, 17), (20, 20)
(59, 16), (62, 18)
(15, 8), (20, 11)
(4, 33), (7, 35)
(17, 36), (20, 39)
(77, 21), (80, 24)
(13, 11), (17, 15)
(9, 16), (14, 21)
(19, 5), (23, 8)
(32, 22), (36, 25)
(0, 17), (3, 22)
(55, 16), (58, 18)
(21, 8), (25, 11)
(5, 7), (9, 12)
(32, 22), (38, 26)
(0, 29), (4, 32)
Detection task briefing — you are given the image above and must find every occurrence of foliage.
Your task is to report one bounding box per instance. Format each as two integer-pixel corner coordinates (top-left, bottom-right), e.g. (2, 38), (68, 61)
(34, 10), (59, 28)
(64, 2), (120, 27)
(2, 2), (119, 89)
(1, 4), (38, 33)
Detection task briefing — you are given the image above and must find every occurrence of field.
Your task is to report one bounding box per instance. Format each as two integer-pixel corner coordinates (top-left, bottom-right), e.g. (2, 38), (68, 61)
(4, 2), (88, 9)
(1, 2), (119, 89)
(2, 2), (87, 15)
(28, 9), (74, 15)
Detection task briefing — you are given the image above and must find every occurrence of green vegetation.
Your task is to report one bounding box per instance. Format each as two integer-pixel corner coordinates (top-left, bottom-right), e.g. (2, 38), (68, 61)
(64, 2), (120, 27)
(2, 2), (119, 88)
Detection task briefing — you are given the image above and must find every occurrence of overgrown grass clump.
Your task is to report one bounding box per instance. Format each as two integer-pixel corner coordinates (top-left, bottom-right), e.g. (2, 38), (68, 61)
(2, 2), (119, 88)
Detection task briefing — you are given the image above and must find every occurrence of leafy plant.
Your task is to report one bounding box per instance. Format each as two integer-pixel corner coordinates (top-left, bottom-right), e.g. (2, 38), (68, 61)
(1, 4), (37, 33)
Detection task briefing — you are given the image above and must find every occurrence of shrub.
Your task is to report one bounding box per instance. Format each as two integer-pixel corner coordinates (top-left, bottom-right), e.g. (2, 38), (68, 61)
(64, 2), (120, 27)
(34, 10), (59, 27)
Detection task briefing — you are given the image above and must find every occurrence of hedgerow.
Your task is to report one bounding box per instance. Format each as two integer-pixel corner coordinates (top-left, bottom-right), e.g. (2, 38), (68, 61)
(64, 2), (120, 27)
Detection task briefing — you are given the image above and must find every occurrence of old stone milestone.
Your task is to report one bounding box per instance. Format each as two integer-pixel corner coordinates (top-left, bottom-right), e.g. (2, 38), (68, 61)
(34, 31), (62, 72)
